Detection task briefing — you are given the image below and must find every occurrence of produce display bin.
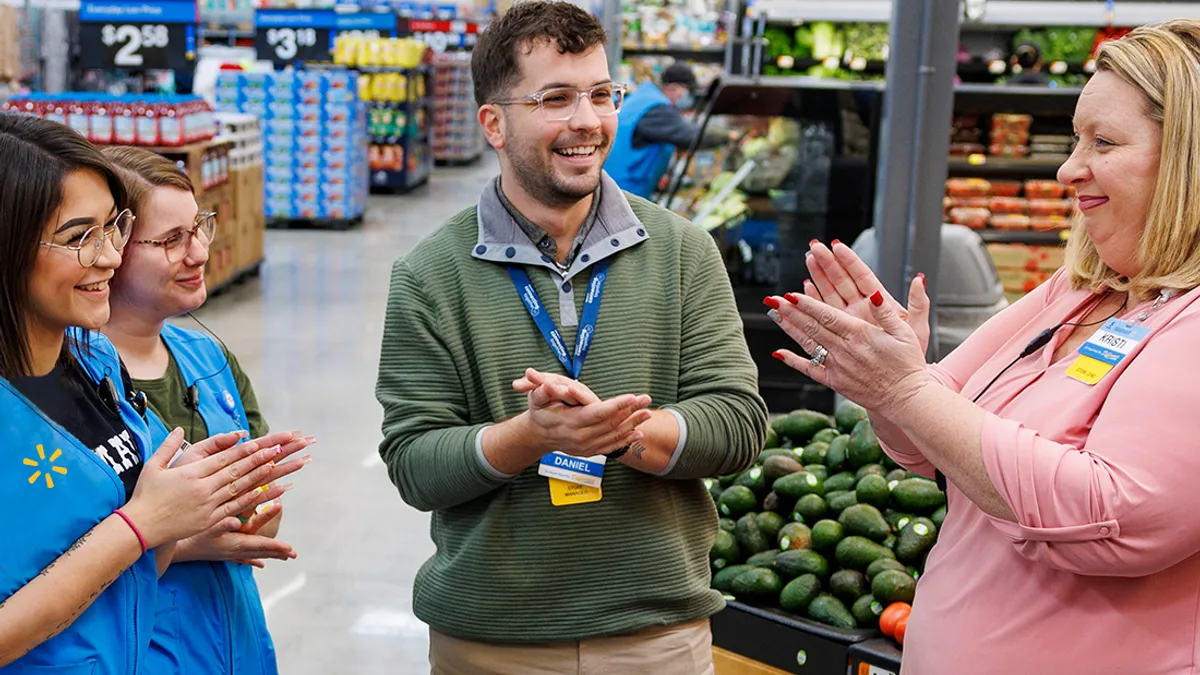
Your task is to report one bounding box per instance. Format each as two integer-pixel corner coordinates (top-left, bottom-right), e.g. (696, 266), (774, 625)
(848, 639), (903, 675)
(713, 601), (878, 675)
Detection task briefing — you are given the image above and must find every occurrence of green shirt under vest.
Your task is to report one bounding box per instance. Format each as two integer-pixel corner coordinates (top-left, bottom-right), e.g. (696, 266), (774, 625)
(132, 345), (268, 443)
(376, 173), (768, 643)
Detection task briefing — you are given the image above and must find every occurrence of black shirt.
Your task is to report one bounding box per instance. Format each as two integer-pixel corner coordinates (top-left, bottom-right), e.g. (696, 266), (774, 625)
(13, 359), (143, 502)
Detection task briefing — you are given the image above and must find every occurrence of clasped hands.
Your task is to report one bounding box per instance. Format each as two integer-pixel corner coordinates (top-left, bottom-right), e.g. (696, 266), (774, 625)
(512, 369), (653, 459)
(766, 241), (935, 419)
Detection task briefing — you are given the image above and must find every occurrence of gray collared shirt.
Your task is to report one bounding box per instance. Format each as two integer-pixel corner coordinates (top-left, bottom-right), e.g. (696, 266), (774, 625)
(495, 178), (601, 271)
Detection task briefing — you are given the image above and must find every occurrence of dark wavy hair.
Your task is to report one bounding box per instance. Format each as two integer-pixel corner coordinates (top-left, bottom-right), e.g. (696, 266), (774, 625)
(0, 113), (127, 379)
(471, 0), (608, 107)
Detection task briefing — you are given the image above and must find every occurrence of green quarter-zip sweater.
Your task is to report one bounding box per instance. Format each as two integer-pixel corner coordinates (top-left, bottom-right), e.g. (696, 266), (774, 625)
(376, 172), (768, 643)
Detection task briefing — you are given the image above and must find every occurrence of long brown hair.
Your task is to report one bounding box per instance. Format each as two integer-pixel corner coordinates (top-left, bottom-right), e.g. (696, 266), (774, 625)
(0, 113), (127, 379)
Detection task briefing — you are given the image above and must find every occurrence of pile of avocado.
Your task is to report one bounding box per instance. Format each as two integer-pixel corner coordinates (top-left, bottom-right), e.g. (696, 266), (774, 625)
(705, 401), (947, 632)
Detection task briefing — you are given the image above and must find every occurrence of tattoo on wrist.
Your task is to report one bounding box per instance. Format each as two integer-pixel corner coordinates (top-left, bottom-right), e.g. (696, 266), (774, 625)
(631, 442), (646, 460)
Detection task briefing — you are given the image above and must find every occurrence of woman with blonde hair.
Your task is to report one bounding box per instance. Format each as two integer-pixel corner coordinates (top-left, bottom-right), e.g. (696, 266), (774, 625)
(766, 19), (1200, 674)
(100, 145), (293, 675)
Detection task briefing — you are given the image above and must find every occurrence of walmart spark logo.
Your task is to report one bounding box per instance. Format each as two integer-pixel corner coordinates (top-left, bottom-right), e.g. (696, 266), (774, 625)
(24, 445), (67, 488)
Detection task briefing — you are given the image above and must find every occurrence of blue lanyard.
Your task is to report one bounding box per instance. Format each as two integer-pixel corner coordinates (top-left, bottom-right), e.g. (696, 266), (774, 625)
(507, 258), (611, 379)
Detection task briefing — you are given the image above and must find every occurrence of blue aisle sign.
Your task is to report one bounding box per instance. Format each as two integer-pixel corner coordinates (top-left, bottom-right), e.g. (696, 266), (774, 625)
(78, 0), (197, 70)
(255, 9), (400, 66)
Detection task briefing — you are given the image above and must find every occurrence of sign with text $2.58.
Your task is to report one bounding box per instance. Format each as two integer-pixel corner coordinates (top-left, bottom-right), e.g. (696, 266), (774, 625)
(78, 0), (198, 71)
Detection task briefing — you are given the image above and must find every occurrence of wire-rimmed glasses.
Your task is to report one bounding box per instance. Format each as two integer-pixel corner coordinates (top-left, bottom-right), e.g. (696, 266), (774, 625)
(39, 209), (135, 268)
(131, 212), (216, 263)
(491, 83), (628, 122)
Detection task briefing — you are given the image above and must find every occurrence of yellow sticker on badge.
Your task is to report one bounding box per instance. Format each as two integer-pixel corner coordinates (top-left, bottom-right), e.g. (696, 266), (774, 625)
(549, 478), (602, 506)
(1066, 354), (1114, 385)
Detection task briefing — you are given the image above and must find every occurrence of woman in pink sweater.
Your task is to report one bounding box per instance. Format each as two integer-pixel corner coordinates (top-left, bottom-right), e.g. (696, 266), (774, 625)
(765, 20), (1200, 675)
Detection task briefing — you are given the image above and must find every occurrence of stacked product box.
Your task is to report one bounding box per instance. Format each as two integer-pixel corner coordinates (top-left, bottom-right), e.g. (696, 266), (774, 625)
(215, 70), (368, 221)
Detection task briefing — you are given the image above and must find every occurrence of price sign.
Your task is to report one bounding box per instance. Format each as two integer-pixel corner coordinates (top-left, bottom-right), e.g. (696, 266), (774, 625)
(79, 0), (197, 71)
(401, 18), (482, 53)
(254, 9), (336, 66)
(335, 11), (399, 41)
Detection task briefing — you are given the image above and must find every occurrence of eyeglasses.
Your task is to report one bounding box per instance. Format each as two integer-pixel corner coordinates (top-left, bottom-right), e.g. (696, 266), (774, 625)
(491, 83), (628, 122)
(40, 209), (135, 268)
(131, 212), (216, 263)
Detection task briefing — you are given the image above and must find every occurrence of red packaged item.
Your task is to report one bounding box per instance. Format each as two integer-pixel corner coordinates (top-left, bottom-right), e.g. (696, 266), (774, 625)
(990, 197), (1027, 214)
(89, 99), (113, 145)
(1031, 215), (1070, 231)
(990, 214), (1031, 230)
(1029, 199), (1074, 217)
(946, 178), (991, 198)
(950, 207), (991, 229)
(113, 100), (137, 145)
(991, 113), (1032, 133)
(159, 101), (182, 146)
(990, 180), (1022, 197)
(135, 101), (159, 146)
(1024, 180), (1066, 199)
(67, 99), (90, 138)
(44, 100), (66, 126)
(989, 143), (1029, 158)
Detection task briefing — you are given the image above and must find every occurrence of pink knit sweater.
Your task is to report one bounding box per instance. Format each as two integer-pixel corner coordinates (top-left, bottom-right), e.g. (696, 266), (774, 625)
(882, 269), (1200, 675)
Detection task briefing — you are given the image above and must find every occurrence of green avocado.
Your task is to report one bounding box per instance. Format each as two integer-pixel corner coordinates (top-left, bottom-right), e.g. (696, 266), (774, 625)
(810, 519), (845, 554)
(835, 535), (896, 571)
(870, 568), (917, 605)
(774, 471), (825, 500)
(891, 478), (947, 514)
(780, 574), (823, 614)
(712, 564), (754, 593)
(823, 471), (858, 493)
(838, 503), (892, 542)
(731, 567), (784, 605)
(794, 494), (828, 523)
(851, 594), (885, 629)
(835, 399), (870, 434)
(773, 549), (831, 581)
(777, 522), (813, 551)
(807, 593), (857, 629)
(829, 569), (870, 605)
(710, 529), (741, 569)
(825, 435), (851, 472)
(855, 474), (891, 510)
(717, 485), (758, 518)
(848, 420), (884, 468)
(895, 516), (938, 566)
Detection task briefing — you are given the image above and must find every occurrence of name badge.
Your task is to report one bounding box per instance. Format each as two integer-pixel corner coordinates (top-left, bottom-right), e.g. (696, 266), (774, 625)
(1067, 318), (1150, 385)
(538, 451), (605, 488)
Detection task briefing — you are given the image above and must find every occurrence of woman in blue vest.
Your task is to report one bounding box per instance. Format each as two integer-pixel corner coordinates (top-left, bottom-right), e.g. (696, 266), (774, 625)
(101, 146), (300, 675)
(0, 115), (308, 674)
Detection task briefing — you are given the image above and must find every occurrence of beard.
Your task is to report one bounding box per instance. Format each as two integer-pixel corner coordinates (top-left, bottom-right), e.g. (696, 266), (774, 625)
(504, 126), (610, 209)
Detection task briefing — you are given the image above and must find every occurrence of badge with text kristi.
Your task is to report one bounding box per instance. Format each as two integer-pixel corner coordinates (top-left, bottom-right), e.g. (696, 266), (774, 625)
(1066, 317), (1150, 385)
(539, 452), (605, 506)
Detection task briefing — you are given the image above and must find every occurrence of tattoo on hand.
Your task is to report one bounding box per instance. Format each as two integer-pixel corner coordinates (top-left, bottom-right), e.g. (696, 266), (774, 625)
(631, 442), (646, 460)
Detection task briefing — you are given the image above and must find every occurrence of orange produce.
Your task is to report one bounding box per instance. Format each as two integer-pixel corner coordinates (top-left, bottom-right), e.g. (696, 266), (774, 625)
(879, 602), (912, 638)
(895, 616), (909, 646)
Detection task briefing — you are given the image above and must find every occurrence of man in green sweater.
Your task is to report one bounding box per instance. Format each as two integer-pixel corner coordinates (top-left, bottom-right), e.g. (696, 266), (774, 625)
(374, 3), (767, 672)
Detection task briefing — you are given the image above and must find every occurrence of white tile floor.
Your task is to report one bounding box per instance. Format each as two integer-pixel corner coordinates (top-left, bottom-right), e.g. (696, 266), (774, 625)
(192, 154), (502, 675)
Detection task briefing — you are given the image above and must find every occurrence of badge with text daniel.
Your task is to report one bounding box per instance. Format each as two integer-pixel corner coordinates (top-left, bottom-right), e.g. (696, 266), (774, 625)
(539, 452), (605, 506)
(1066, 317), (1150, 385)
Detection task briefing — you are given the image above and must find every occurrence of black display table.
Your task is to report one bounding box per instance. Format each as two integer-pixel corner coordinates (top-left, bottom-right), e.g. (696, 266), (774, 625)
(848, 639), (904, 675)
(712, 601), (879, 674)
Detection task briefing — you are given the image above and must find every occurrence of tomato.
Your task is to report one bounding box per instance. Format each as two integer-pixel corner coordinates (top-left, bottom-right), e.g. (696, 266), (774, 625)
(879, 602), (912, 638)
(895, 616), (909, 646)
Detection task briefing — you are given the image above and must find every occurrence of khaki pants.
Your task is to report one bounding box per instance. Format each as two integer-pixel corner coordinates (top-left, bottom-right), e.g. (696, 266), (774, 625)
(429, 618), (715, 675)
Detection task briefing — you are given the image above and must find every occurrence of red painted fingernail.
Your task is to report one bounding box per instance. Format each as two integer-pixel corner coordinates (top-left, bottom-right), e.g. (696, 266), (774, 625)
(917, 272), (926, 286)
(809, 239), (819, 247)
(832, 239), (841, 246)
(763, 296), (781, 309)
(870, 290), (884, 307)
(772, 351), (786, 361)
(784, 292), (802, 304)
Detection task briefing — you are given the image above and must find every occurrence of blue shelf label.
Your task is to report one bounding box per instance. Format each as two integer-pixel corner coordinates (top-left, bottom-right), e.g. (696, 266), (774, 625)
(80, 1), (197, 24)
(335, 12), (398, 33)
(254, 9), (337, 29)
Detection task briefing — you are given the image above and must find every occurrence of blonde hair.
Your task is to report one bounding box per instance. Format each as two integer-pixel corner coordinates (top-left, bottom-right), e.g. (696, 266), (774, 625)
(100, 146), (194, 239)
(1064, 19), (1200, 298)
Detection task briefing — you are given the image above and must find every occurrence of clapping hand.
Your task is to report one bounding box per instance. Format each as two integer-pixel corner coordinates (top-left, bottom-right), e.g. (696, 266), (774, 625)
(512, 368), (652, 458)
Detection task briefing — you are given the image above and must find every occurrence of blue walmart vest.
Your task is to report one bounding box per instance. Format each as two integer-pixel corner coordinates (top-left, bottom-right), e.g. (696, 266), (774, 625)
(0, 331), (157, 675)
(141, 324), (277, 675)
(604, 82), (676, 199)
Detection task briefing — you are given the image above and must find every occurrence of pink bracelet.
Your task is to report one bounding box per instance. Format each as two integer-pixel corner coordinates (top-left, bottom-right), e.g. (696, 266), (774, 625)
(113, 509), (148, 554)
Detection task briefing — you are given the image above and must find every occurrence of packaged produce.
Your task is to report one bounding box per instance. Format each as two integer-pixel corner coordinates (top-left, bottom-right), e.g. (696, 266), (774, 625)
(708, 404), (947, 636)
(1030, 215), (1070, 231)
(990, 214), (1031, 230)
(989, 197), (1026, 214)
(989, 180), (1022, 197)
(988, 143), (1028, 158)
(950, 207), (991, 229)
(1028, 198), (1074, 217)
(1024, 180), (1066, 199)
(945, 178), (990, 198)
(991, 113), (1031, 133)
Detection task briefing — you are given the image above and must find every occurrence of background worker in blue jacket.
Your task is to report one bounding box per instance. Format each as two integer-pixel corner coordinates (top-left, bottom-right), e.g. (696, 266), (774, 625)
(0, 113), (307, 675)
(605, 63), (739, 199)
(102, 146), (305, 675)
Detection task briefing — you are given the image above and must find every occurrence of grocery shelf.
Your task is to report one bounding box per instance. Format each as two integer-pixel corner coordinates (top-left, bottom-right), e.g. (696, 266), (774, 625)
(953, 84), (1082, 115)
(946, 155), (1064, 177)
(749, 0), (1200, 26)
(621, 45), (728, 62)
(975, 228), (1069, 245)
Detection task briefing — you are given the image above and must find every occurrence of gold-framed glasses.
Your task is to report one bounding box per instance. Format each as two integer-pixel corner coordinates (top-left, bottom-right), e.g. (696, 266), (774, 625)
(132, 212), (216, 263)
(40, 209), (134, 268)
(492, 83), (628, 122)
